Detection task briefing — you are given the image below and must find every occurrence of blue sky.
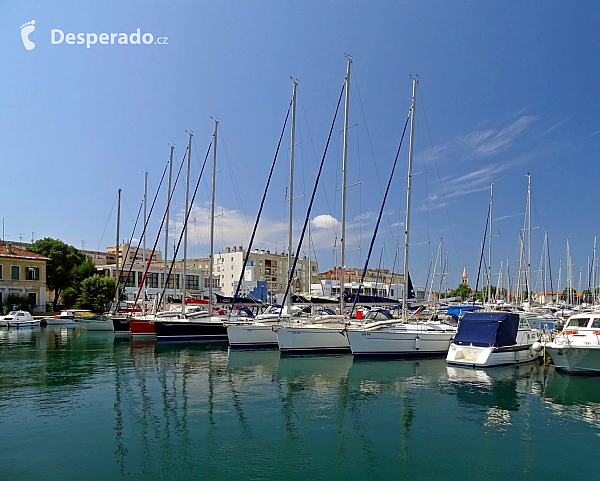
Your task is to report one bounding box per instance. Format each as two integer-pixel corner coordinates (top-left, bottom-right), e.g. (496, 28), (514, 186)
(2, 1), (600, 291)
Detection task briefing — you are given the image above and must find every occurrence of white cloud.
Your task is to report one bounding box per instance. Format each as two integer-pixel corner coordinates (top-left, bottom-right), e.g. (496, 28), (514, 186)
(420, 111), (539, 165)
(311, 214), (339, 229)
(535, 116), (572, 139)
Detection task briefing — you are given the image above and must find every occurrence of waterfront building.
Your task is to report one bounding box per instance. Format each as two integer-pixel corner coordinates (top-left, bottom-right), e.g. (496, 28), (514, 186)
(105, 244), (162, 266)
(310, 278), (425, 301)
(180, 246), (318, 298)
(97, 263), (207, 303)
(0, 243), (50, 312)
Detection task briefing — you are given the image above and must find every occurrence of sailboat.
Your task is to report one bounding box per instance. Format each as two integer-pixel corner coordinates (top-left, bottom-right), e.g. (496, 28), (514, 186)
(347, 78), (456, 357)
(226, 81), (298, 348)
(152, 123), (229, 341)
(275, 58), (356, 354)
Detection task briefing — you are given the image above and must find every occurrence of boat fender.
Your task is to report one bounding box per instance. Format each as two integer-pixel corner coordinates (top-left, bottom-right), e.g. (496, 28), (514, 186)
(531, 341), (543, 353)
(415, 336), (420, 350)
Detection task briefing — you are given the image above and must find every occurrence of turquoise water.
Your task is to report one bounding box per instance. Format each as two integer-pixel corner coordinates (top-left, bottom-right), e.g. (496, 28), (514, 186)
(1, 328), (599, 481)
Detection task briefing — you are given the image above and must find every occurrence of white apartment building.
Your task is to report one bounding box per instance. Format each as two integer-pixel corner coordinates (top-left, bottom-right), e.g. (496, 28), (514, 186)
(184, 245), (318, 297)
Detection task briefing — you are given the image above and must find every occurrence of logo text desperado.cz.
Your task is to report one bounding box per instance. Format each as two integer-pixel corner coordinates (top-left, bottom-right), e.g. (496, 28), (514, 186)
(51, 29), (167, 48)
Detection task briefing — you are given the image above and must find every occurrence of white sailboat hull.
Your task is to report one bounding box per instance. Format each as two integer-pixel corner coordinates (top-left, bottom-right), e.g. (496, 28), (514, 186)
(79, 318), (115, 332)
(227, 324), (278, 348)
(347, 328), (453, 356)
(45, 318), (78, 327)
(277, 326), (350, 353)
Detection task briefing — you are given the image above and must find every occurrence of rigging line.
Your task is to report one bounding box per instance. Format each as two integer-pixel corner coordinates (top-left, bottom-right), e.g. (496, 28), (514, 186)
(96, 192), (118, 252)
(157, 139), (213, 310)
(108, 199), (143, 313)
(230, 101), (292, 312)
(219, 125), (251, 241)
(122, 195), (136, 224)
(280, 82), (346, 318)
(128, 153), (178, 307)
(473, 202), (491, 304)
(418, 87), (462, 271)
(352, 67), (397, 244)
(349, 109), (411, 317)
(298, 92), (335, 246)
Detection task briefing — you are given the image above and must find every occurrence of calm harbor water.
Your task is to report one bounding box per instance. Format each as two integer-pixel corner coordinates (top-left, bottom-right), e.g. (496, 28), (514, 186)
(1, 327), (599, 480)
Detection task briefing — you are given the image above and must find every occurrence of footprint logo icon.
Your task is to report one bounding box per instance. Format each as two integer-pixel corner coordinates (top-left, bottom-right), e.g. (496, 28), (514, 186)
(21, 20), (36, 50)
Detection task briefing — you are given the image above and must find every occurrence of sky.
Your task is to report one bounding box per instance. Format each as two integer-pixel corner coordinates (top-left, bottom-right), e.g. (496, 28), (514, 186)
(2, 1), (600, 292)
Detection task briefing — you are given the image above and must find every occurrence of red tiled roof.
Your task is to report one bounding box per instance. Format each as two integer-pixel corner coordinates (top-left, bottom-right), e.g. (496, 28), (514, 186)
(0, 244), (51, 261)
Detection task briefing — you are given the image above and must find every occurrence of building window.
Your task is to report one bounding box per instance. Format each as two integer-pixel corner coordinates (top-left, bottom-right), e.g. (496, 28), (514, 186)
(185, 275), (199, 290)
(26, 267), (40, 281)
(166, 274), (180, 289)
(11, 266), (19, 280)
(0, 265), (2, 279)
(28, 292), (36, 306)
(147, 273), (159, 288)
(123, 272), (136, 287)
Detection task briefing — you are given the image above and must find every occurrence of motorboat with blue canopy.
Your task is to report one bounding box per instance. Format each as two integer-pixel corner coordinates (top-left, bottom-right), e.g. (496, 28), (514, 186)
(447, 311), (540, 367)
(453, 312), (518, 347)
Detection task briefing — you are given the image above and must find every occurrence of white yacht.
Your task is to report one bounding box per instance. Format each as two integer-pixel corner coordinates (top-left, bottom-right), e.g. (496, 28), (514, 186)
(446, 312), (540, 367)
(0, 311), (40, 328)
(45, 310), (87, 327)
(347, 308), (455, 357)
(544, 313), (600, 374)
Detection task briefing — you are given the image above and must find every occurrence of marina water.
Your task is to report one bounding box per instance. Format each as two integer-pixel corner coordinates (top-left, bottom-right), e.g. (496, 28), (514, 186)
(1, 327), (599, 480)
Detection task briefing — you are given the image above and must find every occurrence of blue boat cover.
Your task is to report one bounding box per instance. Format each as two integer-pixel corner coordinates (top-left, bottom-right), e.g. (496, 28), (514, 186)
(453, 312), (519, 347)
(447, 305), (483, 317)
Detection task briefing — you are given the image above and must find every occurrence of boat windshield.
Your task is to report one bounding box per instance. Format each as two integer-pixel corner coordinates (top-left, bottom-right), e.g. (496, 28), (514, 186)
(365, 310), (393, 321)
(566, 318), (590, 328)
(518, 317), (531, 329)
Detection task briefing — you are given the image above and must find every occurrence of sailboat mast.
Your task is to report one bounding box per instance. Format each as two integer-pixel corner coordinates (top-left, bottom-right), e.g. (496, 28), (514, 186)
(286, 81), (297, 313)
(544, 231), (548, 302)
(182, 133), (193, 314)
(340, 57), (352, 315)
(143, 172), (148, 298)
(115, 188), (121, 308)
(593, 236), (597, 301)
(163, 146), (174, 296)
(527, 173), (531, 302)
(488, 183), (493, 304)
(209, 121), (218, 316)
(517, 233), (524, 305)
(567, 237), (572, 305)
(403, 78), (418, 320)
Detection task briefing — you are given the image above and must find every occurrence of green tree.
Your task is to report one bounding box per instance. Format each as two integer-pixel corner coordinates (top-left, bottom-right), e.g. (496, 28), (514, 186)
(29, 238), (87, 311)
(581, 289), (592, 304)
(449, 283), (471, 301)
(2, 294), (34, 314)
(562, 287), (576, 303)
(60, 287), (79, 309)
(71, 257), (98, 290)
(75, 275), (115, 313)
